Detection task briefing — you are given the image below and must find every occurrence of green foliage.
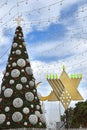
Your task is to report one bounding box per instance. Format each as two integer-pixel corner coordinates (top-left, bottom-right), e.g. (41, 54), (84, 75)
(61, 100), (87, 128)
(73, 101), (87, 128)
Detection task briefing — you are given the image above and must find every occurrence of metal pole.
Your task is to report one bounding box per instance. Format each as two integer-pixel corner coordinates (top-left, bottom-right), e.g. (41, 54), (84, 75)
(59, 101), (61, 122)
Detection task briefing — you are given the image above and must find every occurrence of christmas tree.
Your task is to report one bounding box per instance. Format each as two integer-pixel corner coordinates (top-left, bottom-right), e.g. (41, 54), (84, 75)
(0, 26), (46, 129)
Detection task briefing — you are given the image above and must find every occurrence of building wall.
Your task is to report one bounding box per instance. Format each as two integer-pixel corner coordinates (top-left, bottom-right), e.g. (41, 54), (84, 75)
(44, 101), (62, 129)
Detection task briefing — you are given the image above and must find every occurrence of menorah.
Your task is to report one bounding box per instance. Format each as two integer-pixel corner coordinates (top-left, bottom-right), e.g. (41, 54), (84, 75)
(40, 66), (83, 110)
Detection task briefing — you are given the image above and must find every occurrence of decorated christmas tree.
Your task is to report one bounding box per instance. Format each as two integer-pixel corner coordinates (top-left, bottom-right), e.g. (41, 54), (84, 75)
(0, 25), (46, 129)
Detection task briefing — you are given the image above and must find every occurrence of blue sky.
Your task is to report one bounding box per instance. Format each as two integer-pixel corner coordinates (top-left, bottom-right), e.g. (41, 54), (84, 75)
(0, 0), (87, 110)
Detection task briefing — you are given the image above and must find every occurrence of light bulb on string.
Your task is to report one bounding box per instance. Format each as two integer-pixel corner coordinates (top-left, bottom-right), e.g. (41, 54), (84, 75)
(84, 40), (87, 44)
(82, 52), (84, 56)
(0, 20), (2, 23)
(30, 22), (32, 27)
(38, 21), (41, 26)
(83, 17), (85, 21)
(5, 0), (8, 5)
(37, 9), (40, 14)
(28, 12), (31, 16)
(55, 17), (59, 24)
(81, 7), (84, 12)
(48, 19), (50, 23)
(48, 6), (50, 11)
(9, 11), (11, 15)
(60, 1), (62, 5)
(17, 2), (19, 7)
(26, 0), (28, 4)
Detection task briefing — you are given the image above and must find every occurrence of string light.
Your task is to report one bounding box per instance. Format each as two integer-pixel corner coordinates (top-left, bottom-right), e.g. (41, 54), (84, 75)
(0, 0), (8, 8)
(0, 0), (87, 28)
(0, 47), (10, 59)
(0, 0), (87, 81)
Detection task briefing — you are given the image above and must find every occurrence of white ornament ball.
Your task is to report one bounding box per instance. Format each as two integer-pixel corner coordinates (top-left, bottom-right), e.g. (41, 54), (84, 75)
(19, 33), (22, 36)
(9, 79), (14, 84)
(19, 45), (22, 48)
(39, 114), (46, 123)
(17, 58), (26, 67)
(29, 81), (34, 87)
(10, 57), (12, 60)
(11, 69), (20, 78)
(4, 88), (13, 98)
(19, 37), (21, 39)
(23, 107), (30, 114)
(7, 121), (10, 125)
(25, 67), (33, 75)
(31, 104), (34, 108)
(5, 72), (9, 76)
(13, 98), (23, 108)
(35, 97), (38, 100)
(23, 42), (26, 46)
(25, 92), (34, 102)
(29, 114), (38, 125)
(26, 59), (29, 62)
(36, 105), (40, 110)
(26, 85), (29, 88)
(35, 111), (40, 117)
(13, 43), (18, 48)
(24, 122), (28, 126)
(12, 62), (17, 67)
(0, 114), (6, 124)
(21, 77), (27, 83)
(5, 106), (10, 112)
(33, 89), (36, 93)
(21, 69), (24, 72)
(12, 51), (15, 54)
(12, 112), (23, 122)
(16, 84), (23, 90)
(39, 122), (42, 126)
(16, 50), (21, 55)
(8, 65), (11, 67)
(2, 86), (5, 90)
(0, 98), (2, 102)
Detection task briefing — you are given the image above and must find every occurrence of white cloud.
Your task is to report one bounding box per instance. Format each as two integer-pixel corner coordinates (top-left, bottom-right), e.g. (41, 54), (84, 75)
(0, 0), (82, 32)
(0, 0), (87, 113)
(28, 37), (87, 61)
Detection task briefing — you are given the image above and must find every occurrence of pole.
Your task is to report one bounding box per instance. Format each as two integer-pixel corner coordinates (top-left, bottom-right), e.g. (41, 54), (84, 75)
(65, 109), (68, 130)
(59, 101), (61, 122)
